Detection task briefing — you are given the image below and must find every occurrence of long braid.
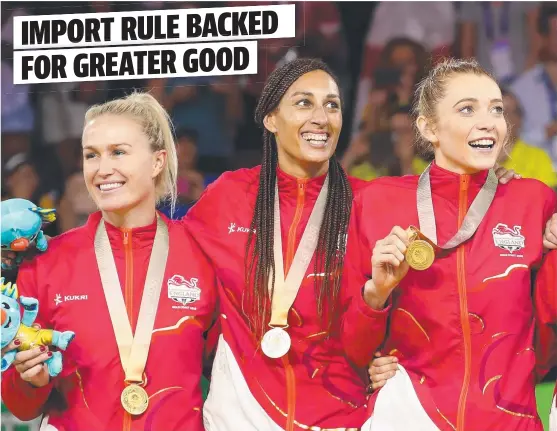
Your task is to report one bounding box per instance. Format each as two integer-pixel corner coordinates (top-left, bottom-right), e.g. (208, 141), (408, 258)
(244, 129), (277, 333)
(313, 157), (352, 327)
(245, 58), (353, 337)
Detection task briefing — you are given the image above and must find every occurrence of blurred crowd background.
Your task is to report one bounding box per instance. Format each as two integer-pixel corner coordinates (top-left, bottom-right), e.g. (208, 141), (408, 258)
(1, 2), (557, 429)
(3, 1), (557, 237)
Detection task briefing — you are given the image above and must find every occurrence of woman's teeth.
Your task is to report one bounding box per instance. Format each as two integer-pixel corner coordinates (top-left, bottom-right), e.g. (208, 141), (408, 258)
(99, 182), (124, 192)
(302, 133), (328, 147)
(469, 139), (495, 149)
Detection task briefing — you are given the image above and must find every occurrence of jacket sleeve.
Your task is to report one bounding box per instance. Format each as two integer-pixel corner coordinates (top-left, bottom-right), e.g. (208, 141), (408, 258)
(534, 190), (557, 379)
(534, 250), (557, 380)
(1, 259), (55, 421)
(340, 192), (391, 368)
(183, 174), (229, 233)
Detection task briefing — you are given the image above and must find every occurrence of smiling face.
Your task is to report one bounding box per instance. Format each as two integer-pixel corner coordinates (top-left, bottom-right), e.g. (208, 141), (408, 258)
(417, 73), (507, 174)
(263, 70), (342, 177)
(82, 114), (166, 216)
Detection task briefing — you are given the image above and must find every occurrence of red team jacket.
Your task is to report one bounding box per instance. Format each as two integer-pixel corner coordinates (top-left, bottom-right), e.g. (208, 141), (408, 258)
(534, 250), (557, 408)
(184, 166), (386, 430)
(2, 212), (217, 431)
(344, 163), (557, 431)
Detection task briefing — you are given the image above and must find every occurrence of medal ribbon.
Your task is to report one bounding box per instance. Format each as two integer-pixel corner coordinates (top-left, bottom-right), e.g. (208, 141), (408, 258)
(416, 163), (498, 250)
(268, 175), (329, 327)
(94, 216), (169, 384)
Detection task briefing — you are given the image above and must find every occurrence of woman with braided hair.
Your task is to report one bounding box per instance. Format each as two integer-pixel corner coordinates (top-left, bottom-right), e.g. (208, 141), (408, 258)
(184, 58), (380, 430)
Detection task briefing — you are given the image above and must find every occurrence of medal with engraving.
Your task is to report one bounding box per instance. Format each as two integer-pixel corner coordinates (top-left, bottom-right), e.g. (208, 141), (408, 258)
(121, 384), (149, 415)
(405, 227), (436, 271)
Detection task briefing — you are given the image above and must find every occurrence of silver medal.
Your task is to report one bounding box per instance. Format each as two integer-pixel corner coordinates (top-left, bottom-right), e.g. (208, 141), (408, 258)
(261, 327), (291, 359)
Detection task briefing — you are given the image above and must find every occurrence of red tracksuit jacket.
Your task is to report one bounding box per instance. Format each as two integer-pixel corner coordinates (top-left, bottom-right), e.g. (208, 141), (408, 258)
(184, 166), (387, 430)
(1, 212), (217, 431)
(343, 162), (557, 431)
(534, 250), (557, 409)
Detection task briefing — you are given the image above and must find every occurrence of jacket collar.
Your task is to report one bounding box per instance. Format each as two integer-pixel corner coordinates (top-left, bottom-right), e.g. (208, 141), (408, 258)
(276, 166), (328, 201)
(428, 161), (490, 204)
(85, 211), (163, 250)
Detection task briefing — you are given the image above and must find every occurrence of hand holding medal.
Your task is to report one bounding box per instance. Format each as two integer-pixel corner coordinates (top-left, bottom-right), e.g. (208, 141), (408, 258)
(367, 225), (436, 306)
(383, 163), (498, 276)
(368, 226), (411, 299)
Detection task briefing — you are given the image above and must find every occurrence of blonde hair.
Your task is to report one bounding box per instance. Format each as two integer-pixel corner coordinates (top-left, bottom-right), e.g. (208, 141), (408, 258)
(412, 58), (508, 158)
(84, 92), (178, 210)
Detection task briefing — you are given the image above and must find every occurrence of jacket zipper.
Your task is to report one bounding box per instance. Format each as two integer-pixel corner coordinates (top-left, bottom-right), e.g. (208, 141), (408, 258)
(123, 229), (133, 431)
(283, 180), (306, 431)
(123, 230), (134, 328)
(456, 175), (471, 431)
(285, 182), (307, 273)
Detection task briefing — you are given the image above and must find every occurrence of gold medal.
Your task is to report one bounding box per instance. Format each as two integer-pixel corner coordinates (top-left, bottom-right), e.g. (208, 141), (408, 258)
(121, 384), (149, 415)
(405, 226), (435, 271)
(406, 239), (435, 271)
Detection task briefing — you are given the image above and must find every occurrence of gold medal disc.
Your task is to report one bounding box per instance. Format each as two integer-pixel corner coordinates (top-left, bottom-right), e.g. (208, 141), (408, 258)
(121, 384), (149, 415)
(406, 239), (435, 271)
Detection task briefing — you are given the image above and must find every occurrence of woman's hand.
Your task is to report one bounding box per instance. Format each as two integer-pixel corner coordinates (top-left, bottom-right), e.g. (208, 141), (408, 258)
(368, 352), (399, 392)
(493, 165), (521, 184)
(363, 226), (410, 309)
(2, 340), (51, 388)
(544, 213), (557, 250)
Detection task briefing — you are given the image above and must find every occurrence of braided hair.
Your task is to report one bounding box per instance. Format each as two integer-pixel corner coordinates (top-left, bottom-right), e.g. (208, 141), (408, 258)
(244, 58), (353, 337)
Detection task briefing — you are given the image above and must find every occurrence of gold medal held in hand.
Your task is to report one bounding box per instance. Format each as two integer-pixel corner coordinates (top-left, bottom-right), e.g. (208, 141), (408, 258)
(121, 384), (149, 415)
(405, 227), (435, 271)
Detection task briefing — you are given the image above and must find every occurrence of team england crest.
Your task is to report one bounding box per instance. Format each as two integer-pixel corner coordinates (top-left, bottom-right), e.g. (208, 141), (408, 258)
(167, 275), (201, 305)
(492, 223), (525, 254)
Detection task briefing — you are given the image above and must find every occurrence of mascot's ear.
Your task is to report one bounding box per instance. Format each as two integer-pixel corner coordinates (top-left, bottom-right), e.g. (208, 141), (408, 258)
(30, 207), (57, 224)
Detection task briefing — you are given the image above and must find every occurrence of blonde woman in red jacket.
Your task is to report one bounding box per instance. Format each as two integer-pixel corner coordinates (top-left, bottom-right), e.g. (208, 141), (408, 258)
(1, 93), (218, 431)
(344, 58), (557, 431)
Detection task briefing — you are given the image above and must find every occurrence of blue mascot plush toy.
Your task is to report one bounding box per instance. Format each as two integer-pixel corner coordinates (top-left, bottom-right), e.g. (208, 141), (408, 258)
(1, 198), (56, 270)
(1, 278), (75, 376)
